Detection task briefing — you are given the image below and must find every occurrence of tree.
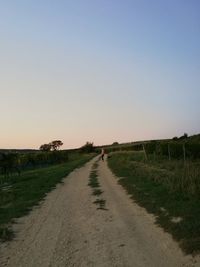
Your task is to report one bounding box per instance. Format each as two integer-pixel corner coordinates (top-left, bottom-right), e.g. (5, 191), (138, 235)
(179, 133), (188, 140)
(39, 140), (63, 151)
(50, 140), (63, 151)
(80, 142), (95, 153)
(40, 144), (52, 152)
(112, 142), (119, 146)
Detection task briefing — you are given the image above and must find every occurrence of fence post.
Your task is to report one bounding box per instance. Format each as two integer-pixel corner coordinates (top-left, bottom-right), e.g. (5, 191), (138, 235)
(142, 144), (148, 161)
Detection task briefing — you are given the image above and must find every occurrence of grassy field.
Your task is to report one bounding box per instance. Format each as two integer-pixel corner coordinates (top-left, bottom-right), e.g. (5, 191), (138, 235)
(0, 153), (95, 241)
(108, 151), (200, 255)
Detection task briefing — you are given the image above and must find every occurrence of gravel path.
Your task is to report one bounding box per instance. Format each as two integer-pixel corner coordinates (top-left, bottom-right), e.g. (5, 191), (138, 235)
(0, 156), (199, 267)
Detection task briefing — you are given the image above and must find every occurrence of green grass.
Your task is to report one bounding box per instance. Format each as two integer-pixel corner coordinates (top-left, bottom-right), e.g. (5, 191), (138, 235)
(92, 189), (103, 196)
(108, 151), (200, 255)
(88, 170), (100, 188)
(88, 161), (100, 188)
(0, 153), (95, 241)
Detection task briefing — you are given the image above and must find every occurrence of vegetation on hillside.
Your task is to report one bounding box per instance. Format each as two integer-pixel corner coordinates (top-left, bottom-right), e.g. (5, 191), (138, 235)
(104, 133), (200, 160)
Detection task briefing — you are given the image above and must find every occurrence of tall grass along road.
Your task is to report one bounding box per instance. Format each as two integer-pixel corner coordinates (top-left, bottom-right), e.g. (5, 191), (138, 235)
(0, 156), (198, 266)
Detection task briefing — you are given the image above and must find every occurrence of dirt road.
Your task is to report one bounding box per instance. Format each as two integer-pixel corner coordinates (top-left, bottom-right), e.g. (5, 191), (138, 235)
(0, 157), (199, 267)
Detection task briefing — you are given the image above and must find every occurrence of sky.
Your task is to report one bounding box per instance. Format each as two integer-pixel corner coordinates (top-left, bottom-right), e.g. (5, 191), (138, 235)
(0, 0), (200, 149)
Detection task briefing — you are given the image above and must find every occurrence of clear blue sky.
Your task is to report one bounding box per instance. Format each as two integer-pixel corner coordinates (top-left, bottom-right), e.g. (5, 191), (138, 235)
(0, 0), (199, 149)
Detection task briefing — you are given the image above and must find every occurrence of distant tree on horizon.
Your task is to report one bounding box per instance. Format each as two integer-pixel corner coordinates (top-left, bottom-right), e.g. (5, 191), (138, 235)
(172, 133), (188, 141)
(40, 144), (52, 152)
(39, 140), (63, 151)
(179, 133), (188, 140)
(50, 140), (63, 151)
(80, 142), (95, 153)
(112, 142), (119, 146)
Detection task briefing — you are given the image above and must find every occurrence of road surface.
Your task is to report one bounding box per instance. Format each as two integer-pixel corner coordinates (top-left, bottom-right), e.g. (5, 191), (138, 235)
(0, 157), (199, 267)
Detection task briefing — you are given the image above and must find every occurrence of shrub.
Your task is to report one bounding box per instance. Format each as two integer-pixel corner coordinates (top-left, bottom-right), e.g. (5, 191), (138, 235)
(80, 142), (95, 153)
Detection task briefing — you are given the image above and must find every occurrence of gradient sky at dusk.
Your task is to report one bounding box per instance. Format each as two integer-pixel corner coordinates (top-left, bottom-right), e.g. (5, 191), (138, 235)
(0, 0), (200, 149)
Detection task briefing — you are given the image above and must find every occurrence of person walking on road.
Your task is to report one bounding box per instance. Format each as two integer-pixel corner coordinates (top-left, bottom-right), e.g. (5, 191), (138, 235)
(101, 148), (105, 161)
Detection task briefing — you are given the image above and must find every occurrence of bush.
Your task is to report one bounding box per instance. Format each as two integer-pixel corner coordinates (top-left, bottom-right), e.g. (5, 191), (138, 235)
(0, 151), (69, 175)
(80, 142), (95, 153)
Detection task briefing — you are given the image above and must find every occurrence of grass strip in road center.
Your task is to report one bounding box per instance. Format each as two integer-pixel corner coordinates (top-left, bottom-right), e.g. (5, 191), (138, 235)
(88, 161), (107, 210)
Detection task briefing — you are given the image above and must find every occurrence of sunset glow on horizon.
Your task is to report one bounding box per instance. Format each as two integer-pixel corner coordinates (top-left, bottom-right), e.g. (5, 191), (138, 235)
(0, 1), (199, 149)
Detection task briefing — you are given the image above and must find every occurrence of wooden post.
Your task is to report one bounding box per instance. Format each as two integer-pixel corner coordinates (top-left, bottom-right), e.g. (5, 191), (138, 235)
(168, 143), (171, 161)
(142, 144), (148, 161)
